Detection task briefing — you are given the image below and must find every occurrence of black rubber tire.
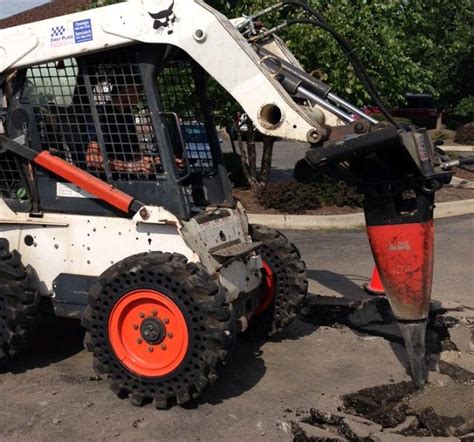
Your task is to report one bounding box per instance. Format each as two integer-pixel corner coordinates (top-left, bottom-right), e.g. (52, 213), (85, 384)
(0, 239), (40, 368)
(242, 224), (308, 341)
(82, 252), (235, 408)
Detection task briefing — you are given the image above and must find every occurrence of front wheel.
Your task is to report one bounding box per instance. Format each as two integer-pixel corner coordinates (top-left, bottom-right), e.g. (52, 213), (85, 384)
(82, 252), (234, 408)
(242, 225), (308, 341)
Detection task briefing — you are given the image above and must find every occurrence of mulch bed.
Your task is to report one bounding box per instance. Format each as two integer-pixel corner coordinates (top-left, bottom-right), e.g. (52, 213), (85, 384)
(233, 168), (474, 215)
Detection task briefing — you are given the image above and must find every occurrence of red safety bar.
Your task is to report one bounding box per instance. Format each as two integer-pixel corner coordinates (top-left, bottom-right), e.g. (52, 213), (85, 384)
(34, 151), (135, 214)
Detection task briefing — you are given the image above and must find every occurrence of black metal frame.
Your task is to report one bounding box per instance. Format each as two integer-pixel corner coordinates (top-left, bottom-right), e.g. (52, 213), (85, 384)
(1, 43), (233, 218)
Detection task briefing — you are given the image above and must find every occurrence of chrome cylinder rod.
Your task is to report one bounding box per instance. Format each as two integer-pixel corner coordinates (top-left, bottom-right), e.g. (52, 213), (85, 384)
(327, 92), (379, 124)
(298, 86), (355, 123)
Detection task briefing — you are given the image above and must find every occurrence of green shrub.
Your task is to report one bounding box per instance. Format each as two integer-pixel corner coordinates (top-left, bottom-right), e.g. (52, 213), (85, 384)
(257, 180), (321, 214)
(294, 159), (364, 208)
(223, 152), (248, 188)
(445, 119), (465, 131)
(257, 177), (364, 214)
(454, 123), (474, 145)
(454, 97), (474, 120)
(309, 175), (364, 208)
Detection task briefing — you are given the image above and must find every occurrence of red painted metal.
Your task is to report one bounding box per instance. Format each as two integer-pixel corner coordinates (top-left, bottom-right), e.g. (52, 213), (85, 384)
(34, 151), (134, 213)
(108, 290), (189, 378)
(366, 220), (434, 320)
(255, 260), (276, 315)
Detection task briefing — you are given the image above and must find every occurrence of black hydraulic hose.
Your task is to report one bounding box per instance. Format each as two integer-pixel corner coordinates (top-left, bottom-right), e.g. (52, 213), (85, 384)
(281, 0), (400, 127)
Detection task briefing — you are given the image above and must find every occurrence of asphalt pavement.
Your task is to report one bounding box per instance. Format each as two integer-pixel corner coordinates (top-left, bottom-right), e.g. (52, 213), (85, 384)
(0, 215), (472, 441)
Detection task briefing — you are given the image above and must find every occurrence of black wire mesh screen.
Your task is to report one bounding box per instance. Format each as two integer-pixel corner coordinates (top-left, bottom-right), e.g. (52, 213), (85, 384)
(0, 152), (23, 199)
(157, 60), (215, 173)
(22, 52), (163, 182)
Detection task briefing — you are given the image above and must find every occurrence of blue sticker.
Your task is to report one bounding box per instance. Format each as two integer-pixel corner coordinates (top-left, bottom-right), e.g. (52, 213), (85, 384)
(73, 19), (93, 44)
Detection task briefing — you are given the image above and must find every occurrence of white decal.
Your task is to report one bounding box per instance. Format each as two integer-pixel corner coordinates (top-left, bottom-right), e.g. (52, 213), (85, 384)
(56, 182), (97, 199)
(50, 25), (74, 47)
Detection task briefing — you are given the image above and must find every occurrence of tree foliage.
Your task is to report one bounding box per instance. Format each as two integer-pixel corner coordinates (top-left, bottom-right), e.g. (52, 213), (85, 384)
(83, 0), (472, 109)
(208, 0), (473, 110)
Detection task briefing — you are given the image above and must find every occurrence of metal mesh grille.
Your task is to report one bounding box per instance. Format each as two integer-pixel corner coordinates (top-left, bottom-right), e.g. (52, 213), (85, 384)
(24, 58), (89, 168)
(23, 53), (163, 181)
(0, 152), (23, 199)
(83, 51), (162, 180)
(157, 60), (215, 172)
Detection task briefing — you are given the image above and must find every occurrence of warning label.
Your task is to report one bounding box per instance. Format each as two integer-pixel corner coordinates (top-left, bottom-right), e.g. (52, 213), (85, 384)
(73, 19), (93, 44)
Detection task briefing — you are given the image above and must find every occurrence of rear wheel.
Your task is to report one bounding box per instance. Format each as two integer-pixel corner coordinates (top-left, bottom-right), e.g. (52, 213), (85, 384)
(82, 252), (234, 408)
(242, 224), (307, 341)
(0, 239), (40, 368)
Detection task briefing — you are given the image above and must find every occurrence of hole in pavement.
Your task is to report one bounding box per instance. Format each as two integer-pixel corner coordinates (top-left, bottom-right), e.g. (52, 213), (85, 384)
(290, 295), (474, 440)
(291, 380), (474, 440)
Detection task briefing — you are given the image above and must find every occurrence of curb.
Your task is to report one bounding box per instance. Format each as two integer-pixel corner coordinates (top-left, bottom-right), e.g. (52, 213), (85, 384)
(247, 199), (474, 230)
(442, 144), (474, 152)
(450, 176), (474, 189)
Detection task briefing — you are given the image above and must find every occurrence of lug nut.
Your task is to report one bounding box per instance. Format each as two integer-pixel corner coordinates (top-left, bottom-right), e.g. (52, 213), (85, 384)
(163, 318), (169, 324)
(139, 312), (145, 318)
(167, 332), (173, 339)
(137, 338), (143, 344)
(133, 324), (139, 330)
(148, 346), (154, 353)
(152, 309), (157, 316)
(161, 344), (167, 350)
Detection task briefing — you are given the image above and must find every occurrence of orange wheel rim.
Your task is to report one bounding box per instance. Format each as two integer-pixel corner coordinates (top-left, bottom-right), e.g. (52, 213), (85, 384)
(108, 289), (189, 378)
(255, 260), (276, 315)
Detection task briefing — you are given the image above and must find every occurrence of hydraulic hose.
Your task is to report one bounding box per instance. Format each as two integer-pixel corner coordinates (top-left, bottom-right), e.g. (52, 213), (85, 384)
(279, 0), (400, 127)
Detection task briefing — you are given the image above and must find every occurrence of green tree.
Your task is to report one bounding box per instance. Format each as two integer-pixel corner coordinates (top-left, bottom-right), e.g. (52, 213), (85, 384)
(215, 1), (472, 108)
(403, 0), (474, 109)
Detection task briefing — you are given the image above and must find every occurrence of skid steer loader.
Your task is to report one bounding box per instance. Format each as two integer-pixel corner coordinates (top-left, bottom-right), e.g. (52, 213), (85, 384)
(0, 0), (463, 408)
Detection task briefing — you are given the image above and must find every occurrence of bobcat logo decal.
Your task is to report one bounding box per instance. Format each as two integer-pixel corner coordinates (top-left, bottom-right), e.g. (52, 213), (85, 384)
(148, 0), (176, 35)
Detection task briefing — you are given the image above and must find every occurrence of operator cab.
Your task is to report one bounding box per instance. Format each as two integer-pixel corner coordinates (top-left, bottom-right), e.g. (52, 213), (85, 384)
(3, 44), (233, 219)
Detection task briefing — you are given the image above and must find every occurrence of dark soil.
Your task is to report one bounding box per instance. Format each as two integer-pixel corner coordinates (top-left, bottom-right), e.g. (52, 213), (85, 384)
(436, 186), (474, 202)
(454, 167), (474, 180)
(298, 295), (453, 355)
(233, 189), (362, 215)
(342, 382), (416, 428)
(292, 381), (474, 440)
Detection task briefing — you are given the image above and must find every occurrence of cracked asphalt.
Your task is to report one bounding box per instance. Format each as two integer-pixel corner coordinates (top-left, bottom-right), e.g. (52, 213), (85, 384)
(0, 215), (472, 441)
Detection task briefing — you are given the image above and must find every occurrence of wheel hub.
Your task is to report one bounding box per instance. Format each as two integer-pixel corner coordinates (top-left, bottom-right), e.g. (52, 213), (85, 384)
(140, 317), (166, 345)
(108, 289), (189, 377)
(255, 259), (276, 315)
